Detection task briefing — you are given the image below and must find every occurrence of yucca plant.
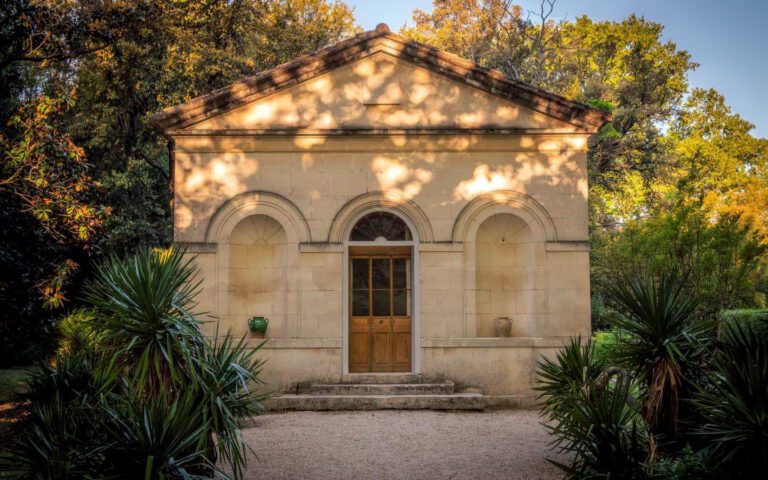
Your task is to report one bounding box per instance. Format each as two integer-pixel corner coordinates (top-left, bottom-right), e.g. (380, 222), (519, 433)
(3, 248), (265, 480)
(605, 269), (712, 438)
(99, 391), (219, 479)
(536, 337), (605, 429)
(546, 376), (649, 479)
(84, 248), (204, 399)
(0, 395), (106, 479)
(23, 354), (100, 406)
(188, 331), (267, 478)
(691, 322), (768, 478)
(83, 248), (265, 478)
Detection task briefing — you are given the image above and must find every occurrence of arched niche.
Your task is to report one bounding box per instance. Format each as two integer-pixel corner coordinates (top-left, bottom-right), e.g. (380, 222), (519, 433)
(458, 191), (552, 338)
(474, 213), (543, 337)
(452, 190), (557, 244)
(207, 191), (303, 338)
(227, 215), (291, 337)
(206, 190), (311, 245)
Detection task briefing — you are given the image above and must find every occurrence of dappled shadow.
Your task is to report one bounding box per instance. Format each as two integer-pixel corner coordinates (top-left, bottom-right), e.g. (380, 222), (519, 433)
(170, 48), (590, 244)
(189, 53), (566, 131)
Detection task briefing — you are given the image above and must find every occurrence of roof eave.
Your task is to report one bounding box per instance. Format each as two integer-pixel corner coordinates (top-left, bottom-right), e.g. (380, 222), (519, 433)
(150, 24), (611, 133)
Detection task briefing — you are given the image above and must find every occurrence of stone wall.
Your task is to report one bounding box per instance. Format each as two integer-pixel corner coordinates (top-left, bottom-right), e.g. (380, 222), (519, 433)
(174, 131), (591, 401)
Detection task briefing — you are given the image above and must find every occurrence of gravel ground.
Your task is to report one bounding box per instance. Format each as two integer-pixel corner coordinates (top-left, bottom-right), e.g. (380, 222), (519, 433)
(240, 410), (564, 480)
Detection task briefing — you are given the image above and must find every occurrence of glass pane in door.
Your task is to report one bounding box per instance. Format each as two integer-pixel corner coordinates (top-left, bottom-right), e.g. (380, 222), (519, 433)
(392, 257), (411, 316)
(371, 258), (390, 289)
(372, 290), (390, 316)
(371, 258), (391, 316)
(351, 258), (369, 316)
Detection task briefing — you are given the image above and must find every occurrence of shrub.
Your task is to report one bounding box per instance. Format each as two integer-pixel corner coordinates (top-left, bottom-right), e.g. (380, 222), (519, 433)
(99, 392), (219, 478)
(591, 293), (622, 331)
(537, 338), (651, 478)
(0, 248), (265, 480)
(0, 395), (105, 479)
(55, 309), (99, 357)
(650, 445), (713, 480)
(719, 308), (768, 335)
(591, 329), (624, 366)
(691, 322), (768, 479)
(23, 354), (102, 407)
(536, 337), (606, 429)
(546, 376), (649, 479)
(605, 269), (713, 439)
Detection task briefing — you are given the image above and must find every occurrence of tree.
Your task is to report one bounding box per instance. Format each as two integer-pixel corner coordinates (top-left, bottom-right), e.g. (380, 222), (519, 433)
(403, 1), (696, 229)
(67, 0), (358, 253)
(405, 1), (768, 316)
(0, 0), (359, 365)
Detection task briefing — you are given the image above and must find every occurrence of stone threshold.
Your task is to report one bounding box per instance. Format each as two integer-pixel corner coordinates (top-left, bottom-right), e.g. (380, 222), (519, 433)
(231, 336), (571, 349)
(421, 337), (571, 348)
(241, 338), (342, 349)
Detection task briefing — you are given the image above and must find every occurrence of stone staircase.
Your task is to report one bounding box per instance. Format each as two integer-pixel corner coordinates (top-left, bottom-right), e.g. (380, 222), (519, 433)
(265, 373), (485, 411)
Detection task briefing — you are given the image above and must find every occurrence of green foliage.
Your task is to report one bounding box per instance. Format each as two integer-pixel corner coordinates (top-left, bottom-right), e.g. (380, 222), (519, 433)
(56, 309), (98, 356)
(542, 269), (768, 478)
(605, 269), (713, 438)
(691, 322), (768, 479)
(1, 248), (266, 480)
(547, 376), (649, 480)
(591, 329), (624, 367)
(98, 392), (219, 479)
(84, 248), (203, 397)
(591, 293), (622, 330)
(593, 208), (768, 317)
(719, 308), (768, 335)
(536, 337), (605, 428)
(585, 99), (614, 113)
(650, 445), (713, 480)
(1, 95), (107, 244)
(0, 0), (358, 366)
(0, 395), (106, 479)
(537, 338), (650, 478)
(0, 94), (107, 365)
(23, 354), (102, 407)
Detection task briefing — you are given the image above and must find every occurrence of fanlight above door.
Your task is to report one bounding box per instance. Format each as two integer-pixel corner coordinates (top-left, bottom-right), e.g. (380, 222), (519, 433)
(350, 211), (412, 242)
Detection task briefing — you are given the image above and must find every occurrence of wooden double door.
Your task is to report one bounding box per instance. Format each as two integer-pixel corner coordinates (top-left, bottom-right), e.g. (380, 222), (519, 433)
(349, 249), (412, 372)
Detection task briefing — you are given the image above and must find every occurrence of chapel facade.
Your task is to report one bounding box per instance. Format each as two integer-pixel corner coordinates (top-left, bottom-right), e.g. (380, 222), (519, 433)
(151, 24), (608, 407)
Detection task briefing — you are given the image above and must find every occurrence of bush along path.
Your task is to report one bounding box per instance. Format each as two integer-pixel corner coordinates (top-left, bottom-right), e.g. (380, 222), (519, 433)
(537, 269), (768, 479)
(0, 248), (266, 479)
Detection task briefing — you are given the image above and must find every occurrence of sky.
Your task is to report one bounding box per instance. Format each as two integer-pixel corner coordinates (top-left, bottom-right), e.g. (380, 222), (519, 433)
(347, 0), (768, 138)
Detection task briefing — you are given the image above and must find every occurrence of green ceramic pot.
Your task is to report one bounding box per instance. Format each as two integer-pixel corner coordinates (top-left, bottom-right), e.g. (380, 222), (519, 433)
(248, 316), (269, 334)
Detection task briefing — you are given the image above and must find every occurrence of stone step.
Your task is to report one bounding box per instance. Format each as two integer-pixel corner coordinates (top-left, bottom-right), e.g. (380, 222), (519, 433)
(309, 382), (455, 395)
(266, 393), (485, 411)
(340, 373), (426, 384)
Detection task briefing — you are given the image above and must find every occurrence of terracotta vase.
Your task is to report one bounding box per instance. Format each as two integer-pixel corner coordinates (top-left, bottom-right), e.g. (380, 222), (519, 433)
(494, 317), (512, 337)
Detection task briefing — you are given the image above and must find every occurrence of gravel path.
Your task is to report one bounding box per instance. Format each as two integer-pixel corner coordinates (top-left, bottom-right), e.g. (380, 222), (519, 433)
(240, 410), (564, 480)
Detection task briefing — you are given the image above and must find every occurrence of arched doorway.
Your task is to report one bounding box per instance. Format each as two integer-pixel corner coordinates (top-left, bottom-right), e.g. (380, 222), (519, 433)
(344, 211), (418, 373)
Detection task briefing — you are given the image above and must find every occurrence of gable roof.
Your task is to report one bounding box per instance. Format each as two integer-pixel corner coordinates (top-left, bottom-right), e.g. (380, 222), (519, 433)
(150, 23), (610, 132)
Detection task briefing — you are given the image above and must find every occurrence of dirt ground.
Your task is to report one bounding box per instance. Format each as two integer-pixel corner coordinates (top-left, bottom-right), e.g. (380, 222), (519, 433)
(240, 409), (564, 480)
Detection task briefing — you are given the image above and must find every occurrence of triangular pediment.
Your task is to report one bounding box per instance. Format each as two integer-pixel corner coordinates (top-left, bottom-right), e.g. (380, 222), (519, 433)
(151, 25), (609, 132)
(187, 52), (573, 131)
